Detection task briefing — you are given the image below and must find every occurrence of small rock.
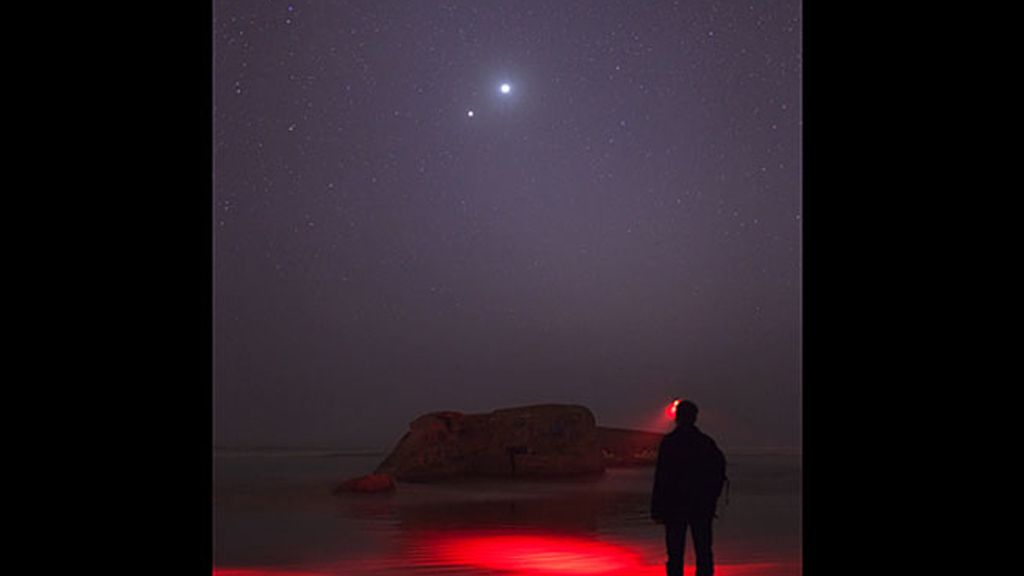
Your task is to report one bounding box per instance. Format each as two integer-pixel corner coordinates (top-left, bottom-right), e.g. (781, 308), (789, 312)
(335, 473), (396, 493)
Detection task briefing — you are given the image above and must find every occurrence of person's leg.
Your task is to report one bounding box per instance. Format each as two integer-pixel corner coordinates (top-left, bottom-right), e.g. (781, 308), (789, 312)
(691, 515), (714, 576)
(664, 521), (687, 576)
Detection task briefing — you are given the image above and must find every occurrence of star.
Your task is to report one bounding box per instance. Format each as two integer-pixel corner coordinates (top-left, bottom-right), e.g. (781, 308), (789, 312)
(467, 110), (474, 117)
(500, 83), (511, 94)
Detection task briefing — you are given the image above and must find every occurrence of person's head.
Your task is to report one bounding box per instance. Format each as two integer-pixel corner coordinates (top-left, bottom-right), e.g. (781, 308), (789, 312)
(675, 400), (699, 426)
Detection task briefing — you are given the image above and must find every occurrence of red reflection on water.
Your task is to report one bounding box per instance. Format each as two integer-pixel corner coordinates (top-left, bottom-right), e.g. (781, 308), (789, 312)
(216, 533), (800, 576)
(435, 533), (645, 575)
(215, 561), (795, 576)
(214, 565), (325, 569)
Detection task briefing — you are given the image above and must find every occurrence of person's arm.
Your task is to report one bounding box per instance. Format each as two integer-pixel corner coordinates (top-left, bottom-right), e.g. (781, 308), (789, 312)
(713, 442), (726, 482)
(709, 439), (727, 503)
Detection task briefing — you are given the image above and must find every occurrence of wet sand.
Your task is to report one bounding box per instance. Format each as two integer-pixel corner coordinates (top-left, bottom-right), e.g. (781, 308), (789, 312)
(214, 450), (800, 575)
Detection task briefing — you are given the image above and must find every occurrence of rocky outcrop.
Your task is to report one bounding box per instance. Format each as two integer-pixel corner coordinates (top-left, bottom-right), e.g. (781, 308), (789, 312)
(597, 427), (663, 467)
(375, 405), (605, 482)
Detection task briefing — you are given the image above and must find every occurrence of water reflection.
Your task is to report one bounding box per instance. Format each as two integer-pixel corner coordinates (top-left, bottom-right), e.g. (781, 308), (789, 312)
(339, 489), (618, 533)
(215, 454), (801, 576)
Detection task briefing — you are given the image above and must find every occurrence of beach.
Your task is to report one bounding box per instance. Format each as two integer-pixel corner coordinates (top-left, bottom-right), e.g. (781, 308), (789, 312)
(214, 449), (800, 575)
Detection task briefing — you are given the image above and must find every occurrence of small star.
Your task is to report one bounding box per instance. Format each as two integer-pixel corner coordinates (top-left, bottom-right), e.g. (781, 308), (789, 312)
(467, 110), (474, 117)
(500, 83), (511, 94)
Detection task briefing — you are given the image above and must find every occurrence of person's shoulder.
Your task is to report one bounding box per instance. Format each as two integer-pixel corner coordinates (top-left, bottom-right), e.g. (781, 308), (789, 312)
(660, 428), (680, 445)
(695, 428), (720, 447)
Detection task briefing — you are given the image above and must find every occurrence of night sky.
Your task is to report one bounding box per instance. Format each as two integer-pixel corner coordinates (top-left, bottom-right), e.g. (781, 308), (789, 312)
(213, 0), (801, 451)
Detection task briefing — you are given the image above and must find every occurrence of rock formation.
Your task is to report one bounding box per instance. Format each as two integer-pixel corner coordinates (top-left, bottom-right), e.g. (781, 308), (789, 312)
(375, 404), (605, 482)
(597, 426), (663, 467)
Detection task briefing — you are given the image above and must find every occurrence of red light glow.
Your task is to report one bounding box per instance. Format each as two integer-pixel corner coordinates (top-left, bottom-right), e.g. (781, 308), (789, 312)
(666, 399), (682, 419)
(434, 533), (646, 575)
(214, 530), (801, 576)
(215, 539), (800, 576)
(214, 560), (798, 576)
(214, 565), (325, 569)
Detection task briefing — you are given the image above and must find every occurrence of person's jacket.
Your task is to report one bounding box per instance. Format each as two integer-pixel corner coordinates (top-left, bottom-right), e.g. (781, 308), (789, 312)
(651, 424), (727, 522)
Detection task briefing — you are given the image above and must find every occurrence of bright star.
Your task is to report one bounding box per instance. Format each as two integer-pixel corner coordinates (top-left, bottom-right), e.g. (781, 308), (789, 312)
(500, 83), (511, 94)
(467, 110), (474, 117)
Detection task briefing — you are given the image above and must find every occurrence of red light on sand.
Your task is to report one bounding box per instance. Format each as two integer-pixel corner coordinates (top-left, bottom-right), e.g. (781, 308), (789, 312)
(435, 533), (646, 575)
(214, 565), (325, 569)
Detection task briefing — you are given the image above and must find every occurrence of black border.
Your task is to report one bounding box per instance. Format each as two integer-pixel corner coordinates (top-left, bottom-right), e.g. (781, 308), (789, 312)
(159, 2), (214, 573)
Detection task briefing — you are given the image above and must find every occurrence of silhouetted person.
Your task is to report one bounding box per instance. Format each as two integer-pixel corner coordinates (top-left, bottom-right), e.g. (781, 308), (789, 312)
(651, 400), (727, 576)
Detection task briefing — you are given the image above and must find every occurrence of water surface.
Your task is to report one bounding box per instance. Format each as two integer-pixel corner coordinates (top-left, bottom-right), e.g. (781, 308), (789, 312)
(214, 450), (800, 575)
